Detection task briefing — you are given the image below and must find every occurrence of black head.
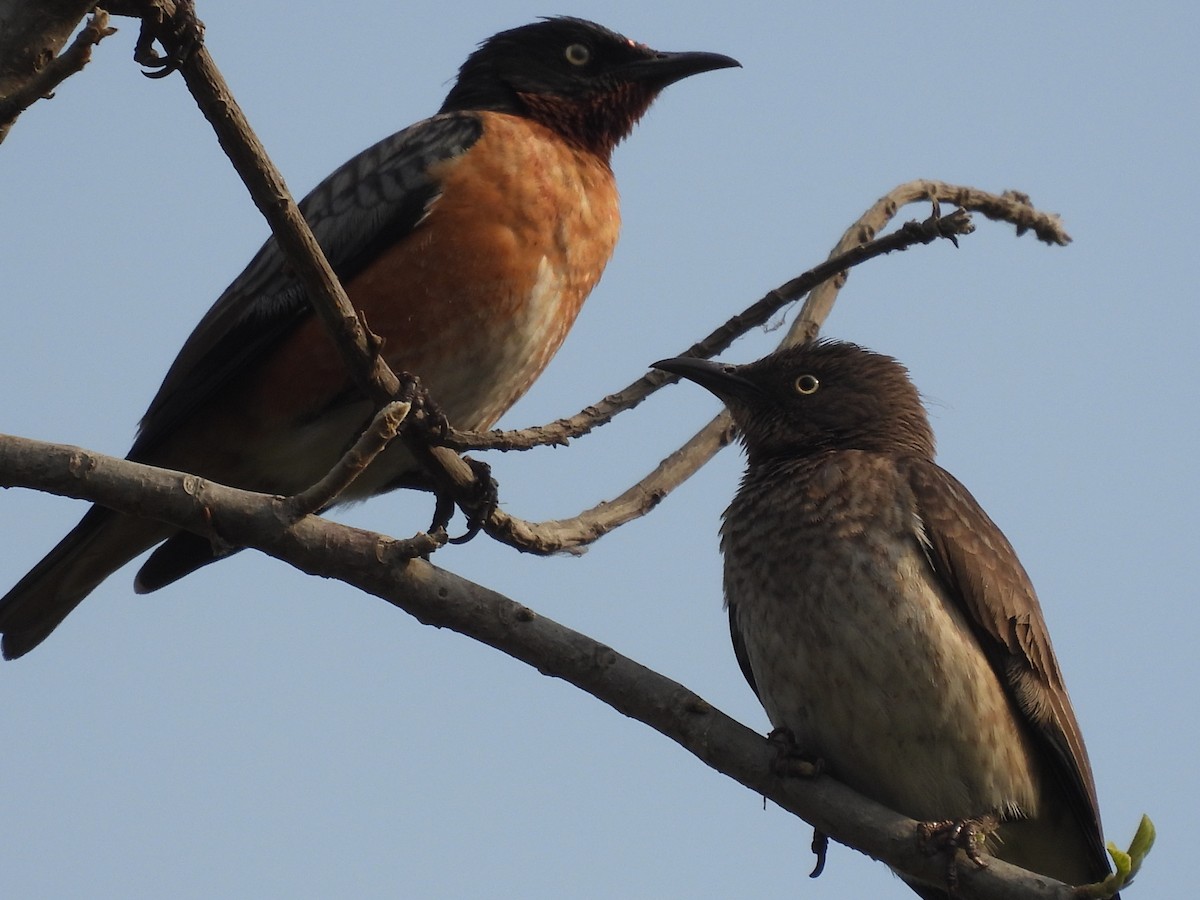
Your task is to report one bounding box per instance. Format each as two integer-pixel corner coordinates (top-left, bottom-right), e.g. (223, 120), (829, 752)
(439, 17), (738, 157)
(653, 341), (936, 464)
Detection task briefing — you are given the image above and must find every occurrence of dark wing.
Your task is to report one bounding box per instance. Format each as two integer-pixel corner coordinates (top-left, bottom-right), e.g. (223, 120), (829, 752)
(902, 457), (1108, 863)
(728, 603), (761, 701)
(129, 112), (485, 460)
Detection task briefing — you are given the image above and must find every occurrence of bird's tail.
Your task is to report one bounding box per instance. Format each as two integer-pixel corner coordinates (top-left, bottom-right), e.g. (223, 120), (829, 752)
(0, 506), (171, 659)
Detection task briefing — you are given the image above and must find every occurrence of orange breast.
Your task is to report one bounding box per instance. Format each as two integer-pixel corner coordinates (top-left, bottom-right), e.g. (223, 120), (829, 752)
(157, 113), (620, 493)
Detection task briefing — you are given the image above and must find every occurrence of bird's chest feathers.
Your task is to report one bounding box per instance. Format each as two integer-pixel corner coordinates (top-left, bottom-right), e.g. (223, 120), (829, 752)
(721, 452), (1038, 818)
(347, 114), (620, 430)
(724, 454), (931, 661)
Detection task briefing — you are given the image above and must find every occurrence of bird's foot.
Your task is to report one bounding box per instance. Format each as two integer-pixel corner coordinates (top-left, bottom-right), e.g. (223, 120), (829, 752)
(392, 373), (496, 543)
(917, 814), (996, 896)
(766, 727), (823, 778)
(425, 457), (497, 544)
(763, 728), (827, 877)
(133, 0), (205, 79)
(447, 458), (498, 544)
(396, 372), (450, 442)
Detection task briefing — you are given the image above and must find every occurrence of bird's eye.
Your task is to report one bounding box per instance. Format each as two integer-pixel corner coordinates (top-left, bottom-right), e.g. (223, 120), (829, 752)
(564, 43), (591, 66)
(794, 374), (820, 395)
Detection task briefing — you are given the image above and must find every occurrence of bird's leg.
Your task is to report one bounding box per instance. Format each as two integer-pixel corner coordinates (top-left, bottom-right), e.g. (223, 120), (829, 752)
(396, 372), (450, 441)
(420, 457), (497, 544)
(130, 0), (205, 79)
(916, 814), (997, 897)
(447, 458), (499, 544)
(389, 373), (498, 543)
(766, 726), (823, 778)
(763, 728), (828, 877)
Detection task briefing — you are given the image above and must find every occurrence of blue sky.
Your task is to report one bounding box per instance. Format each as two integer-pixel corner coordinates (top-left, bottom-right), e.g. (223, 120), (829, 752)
(1, 3), (1194, 897)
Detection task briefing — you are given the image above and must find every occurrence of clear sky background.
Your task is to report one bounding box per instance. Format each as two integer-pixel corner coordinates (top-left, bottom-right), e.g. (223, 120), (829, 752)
(1, 3), (1194, 898)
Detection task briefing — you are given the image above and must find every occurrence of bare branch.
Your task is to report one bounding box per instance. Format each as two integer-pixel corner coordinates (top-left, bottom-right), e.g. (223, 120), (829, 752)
(0, 9), (1090, 896)
(119, 0), (396, 401)
(0, 430), (1081, 900)
(0, 6), (115, 143)
(108, 7), (1076, 562)
(282, 400), (414, 519)
(471, 191), (1068, 554)
(788, 181), (1070, 347)
(441, 208), (974, 455)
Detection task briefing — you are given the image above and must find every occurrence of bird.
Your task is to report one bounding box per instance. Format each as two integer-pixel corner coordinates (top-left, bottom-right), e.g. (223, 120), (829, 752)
(653, 341), (1114, 898)
(0, 17), (738, 659)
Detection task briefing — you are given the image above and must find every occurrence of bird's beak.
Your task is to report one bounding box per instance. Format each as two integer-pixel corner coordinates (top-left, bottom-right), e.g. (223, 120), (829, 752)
(652, 356), (761, 402)
(619, 49), (740, 90)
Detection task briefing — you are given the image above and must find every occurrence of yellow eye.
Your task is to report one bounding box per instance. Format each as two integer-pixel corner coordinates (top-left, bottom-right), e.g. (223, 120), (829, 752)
(564, 43), (591, 66)
(794, 374), (820, 395)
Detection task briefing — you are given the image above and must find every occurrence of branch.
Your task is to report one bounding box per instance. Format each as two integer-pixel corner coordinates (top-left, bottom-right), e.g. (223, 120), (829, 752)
(120, 0), (395, 400)
(0, 430), (1080, 900)
(110, 5), (1077, 562)
(0, 5), (115, 143)
(441, 208), (974, 455)
(470, 190), (1068, 554)
(785, 181), (1070, 346)
(282, 400), (419, 519)
(0, 9), (1093, 896)
(108, 0), (488, 531)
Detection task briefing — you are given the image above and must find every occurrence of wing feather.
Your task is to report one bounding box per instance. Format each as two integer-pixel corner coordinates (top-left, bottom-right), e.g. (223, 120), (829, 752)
(903, 457), (1107, 864)
(130, 113), (484, 458)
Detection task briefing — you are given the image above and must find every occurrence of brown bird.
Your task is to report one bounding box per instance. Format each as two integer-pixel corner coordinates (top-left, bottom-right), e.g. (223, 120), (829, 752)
(653, 341), (1114, 898)
(0, 18), (737, 659)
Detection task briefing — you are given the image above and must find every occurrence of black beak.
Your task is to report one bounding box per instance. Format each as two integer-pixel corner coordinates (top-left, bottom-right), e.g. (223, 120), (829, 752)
(652, 356), (761, 402)
(619, 49), (740, 90)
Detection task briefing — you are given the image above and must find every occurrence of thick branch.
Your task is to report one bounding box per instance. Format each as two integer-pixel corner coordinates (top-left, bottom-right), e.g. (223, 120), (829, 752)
(0, 3), (114, 143)
(0, 431), (1079, 900)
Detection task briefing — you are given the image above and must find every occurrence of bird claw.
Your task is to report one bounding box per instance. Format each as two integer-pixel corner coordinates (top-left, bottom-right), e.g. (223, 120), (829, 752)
(396, 372), (450, 441)
(134, 0), (205, 79)
(917, 815), (996, 896)
(809, 829), (829, 879)
(426, 458), (497, 544)
(766, 726), (823, 778)
(447, 458), (498, 544)
(393, 373), (495, 543)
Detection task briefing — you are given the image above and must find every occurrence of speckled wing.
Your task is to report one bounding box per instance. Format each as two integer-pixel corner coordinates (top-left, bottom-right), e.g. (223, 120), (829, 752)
(901, 456), (1108, 867)
(130, 112), (485, 460)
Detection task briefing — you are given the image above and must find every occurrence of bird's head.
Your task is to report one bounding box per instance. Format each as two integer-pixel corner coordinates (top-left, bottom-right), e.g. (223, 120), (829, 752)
(440, 17), (738, 157)
(653, 340), (936, 464)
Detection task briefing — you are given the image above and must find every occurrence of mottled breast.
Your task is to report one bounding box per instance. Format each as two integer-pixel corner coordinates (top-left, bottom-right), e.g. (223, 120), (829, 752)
(721, 450), (1043, 822)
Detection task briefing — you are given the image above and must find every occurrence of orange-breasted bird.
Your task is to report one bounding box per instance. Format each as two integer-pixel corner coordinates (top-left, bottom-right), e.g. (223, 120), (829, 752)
(654, 341), (1115, 897)
(0, 17), (738, 659)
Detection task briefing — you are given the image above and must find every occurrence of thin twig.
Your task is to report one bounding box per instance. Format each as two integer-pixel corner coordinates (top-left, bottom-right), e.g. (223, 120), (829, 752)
(450, 186), (1068, 458)
(441, 208), (974, 454)
(473, 192), (1067, 554)
(282, 400), (413, 519)
(787, 181), (1070, 347)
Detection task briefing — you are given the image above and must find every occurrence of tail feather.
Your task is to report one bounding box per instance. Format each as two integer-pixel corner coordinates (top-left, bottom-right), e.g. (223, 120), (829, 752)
(0, 506), (172, 659)
(135, 532), (233, 594)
